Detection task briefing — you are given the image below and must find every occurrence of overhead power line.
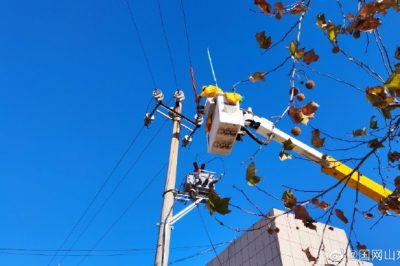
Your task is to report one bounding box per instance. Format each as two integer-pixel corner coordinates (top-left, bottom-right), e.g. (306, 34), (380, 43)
(76, 162), (167, 265)
(122, 0), (158, 88)
(156, 0), (179, 89)
(46, 125), (145, 266)
(58, 119), (169, 265)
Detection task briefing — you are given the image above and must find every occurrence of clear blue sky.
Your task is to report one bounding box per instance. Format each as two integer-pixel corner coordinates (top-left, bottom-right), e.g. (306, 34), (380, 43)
(0, 0), (399, 265)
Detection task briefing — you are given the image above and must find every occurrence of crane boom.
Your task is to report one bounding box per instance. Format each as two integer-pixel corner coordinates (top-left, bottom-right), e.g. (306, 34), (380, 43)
(204, 94), (397, 213)
(246, 113), (393, 203)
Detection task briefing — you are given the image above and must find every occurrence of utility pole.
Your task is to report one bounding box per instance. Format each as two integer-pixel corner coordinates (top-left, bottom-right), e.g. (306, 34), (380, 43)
(154, 90), (184, 266)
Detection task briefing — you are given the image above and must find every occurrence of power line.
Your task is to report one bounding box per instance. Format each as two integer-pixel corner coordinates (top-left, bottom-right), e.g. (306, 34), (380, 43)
(46, 125), (145, 266)
(179, 0), (193, 66)
(122, 0), (158, 88)
(76, 162), (168, 265)
(169, 242), (230, 265)
(0, 242), (231, 253)
(0, 242), (231, 258)
(156, 0), (179, 89)
(197, 208), (223, 266)
(58, 119), (169, 265)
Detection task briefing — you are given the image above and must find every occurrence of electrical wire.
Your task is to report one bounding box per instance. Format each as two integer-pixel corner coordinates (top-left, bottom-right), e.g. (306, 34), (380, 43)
(179, 0), (193, 66)
(156, 0), (179, 89)
(0, 242), (230, 253)
(46, 125), (145, 266)
(75, 162), (168, 265)
(197, 208), (223, 266)
(0, 242), (230, 258)
(169, 241), (230, 265)
(58, 119), (169, 265)
(122, 0), (158, 88)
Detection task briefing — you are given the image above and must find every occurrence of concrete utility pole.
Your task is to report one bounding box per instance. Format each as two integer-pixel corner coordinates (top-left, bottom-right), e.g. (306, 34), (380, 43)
(154, 91), (184, 266)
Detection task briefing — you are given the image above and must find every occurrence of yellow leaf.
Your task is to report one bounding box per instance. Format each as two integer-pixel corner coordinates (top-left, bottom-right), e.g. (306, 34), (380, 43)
(384, 73), (400, 91)
(328, 28), (336, 42)
(295, 48), (305, 59)
(289, 41), (297, 56)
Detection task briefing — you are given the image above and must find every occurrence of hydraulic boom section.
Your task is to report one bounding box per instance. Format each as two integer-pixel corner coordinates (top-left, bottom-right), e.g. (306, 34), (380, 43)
(203, 94), (398, 213)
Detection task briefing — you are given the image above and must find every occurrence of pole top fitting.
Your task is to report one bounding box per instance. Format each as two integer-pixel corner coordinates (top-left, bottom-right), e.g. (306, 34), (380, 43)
(153, 88), (164, 102)
(174, 90), (185, 102)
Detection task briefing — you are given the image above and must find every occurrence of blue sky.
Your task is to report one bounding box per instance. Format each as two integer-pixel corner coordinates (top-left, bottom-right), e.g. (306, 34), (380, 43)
(0, 0), (399, 265)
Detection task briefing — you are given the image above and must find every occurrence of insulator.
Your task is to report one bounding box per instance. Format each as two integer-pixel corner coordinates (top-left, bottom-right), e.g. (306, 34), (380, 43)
(182, 135), (192, 147)
(173, 90), (185, 102)
(194, 113), (204, 125)
(153, 88), (164, 102)
(144, 113), (155, 127)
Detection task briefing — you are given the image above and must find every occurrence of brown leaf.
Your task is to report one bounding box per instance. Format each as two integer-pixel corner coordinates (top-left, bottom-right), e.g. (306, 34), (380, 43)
(352, 128), (367, 137)
(363, 212), (374, 219)
(288, 106), (304, 123)
(366, 86), (394, 109)
(358, 17), (381, 32)
(249, 72), (266, 82)
(255, 0), (272, 14)
(282, 189), (297, 209)
(368, 138), (384, 149)
(294, 205), (311, 221)
(388, 152), (400, 162)
(335, 209), (349, 224)
(303, 49), (320, 64)
(316, 14), (326, 28)
(301, 101), (319, 116)
(370, 115), (378, 129)
(295, 48), (305, 60)
(311, 129), (325, 148)
(302, 247), (317, 262)
(290, 3), (307, 15)
(256, 31), (272, 49)
(311, 198), (330, 211)
(274, 2), (285, 14)
(346, 13), (355, 20)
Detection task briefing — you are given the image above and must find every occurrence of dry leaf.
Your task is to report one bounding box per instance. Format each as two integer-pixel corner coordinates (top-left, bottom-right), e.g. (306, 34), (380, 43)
(256, 32), (272, 49)
(303, 49), (320, 64)
(311, 129), (325, 148)
(249, 72), (266, 82)
(363, 212), (374, 219)
(352, 128), (367, 137)
(335, 209), (349, 224)
(255, 0), (272, 14)
(290, 3), (307, 15)
(370, 116), (378, 129)
(311, 198), (330, 211)
(368, 138), (384, 149)
(316, 14), (326, 28)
